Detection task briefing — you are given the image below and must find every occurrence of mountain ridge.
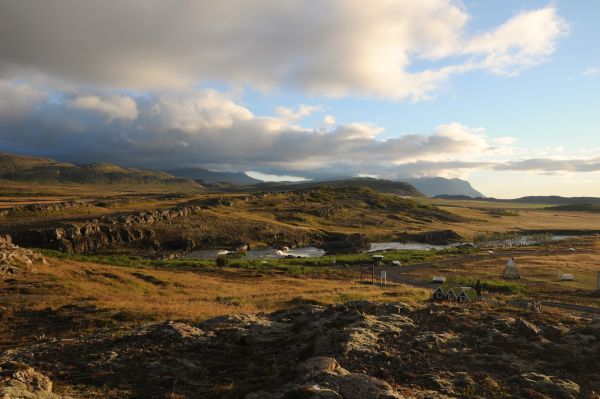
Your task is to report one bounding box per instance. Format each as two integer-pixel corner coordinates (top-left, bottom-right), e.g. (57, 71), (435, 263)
(0, 152), (203, 188)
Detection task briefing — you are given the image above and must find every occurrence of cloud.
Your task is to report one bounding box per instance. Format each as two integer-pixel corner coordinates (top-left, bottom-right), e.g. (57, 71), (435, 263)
(463, 7), (567, 75)
(153, 89), (253, 132)
(495, 158), (600, 173)
(1, 85), (598, 180)
(0, 79), (47, 120)
(0, 1), (567, 100)
(493, 136), (517, 146)
(0, 86), (490, 171)
(68, 95), (138, 121)
(323, 115), (336, 126)
(584, 67), (599, 76)
(275, 105), (320, 123)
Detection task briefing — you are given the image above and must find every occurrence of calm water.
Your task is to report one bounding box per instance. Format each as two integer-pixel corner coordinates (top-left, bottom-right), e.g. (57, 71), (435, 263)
(367, 242), (457, 252)
(181, 235), (586, 260)
(182, 246), (326, 260)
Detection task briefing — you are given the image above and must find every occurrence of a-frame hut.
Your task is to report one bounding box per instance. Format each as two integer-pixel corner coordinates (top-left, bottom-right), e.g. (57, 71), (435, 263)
(503, 257), (521, 280)
(446, 287), (460, 301)
(433, 286), (447, 301)
(457, 287), (477, 303)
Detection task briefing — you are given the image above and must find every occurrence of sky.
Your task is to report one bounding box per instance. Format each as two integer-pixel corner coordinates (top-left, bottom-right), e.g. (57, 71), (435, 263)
(0, 0), (599, 198)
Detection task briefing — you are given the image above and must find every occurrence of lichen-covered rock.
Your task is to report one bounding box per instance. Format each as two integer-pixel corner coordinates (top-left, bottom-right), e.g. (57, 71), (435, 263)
(0, 362), (67, 399)
(517, 372), (580, 399)
(514, 318), (541, 339)
(0, 235), (46, 276)
(150, 321), (206, 341)
(245, 357), (404, 399)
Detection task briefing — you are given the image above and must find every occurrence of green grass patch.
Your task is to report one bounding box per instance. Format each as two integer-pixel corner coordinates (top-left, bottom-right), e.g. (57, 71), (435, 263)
(446, 275), (527, 295)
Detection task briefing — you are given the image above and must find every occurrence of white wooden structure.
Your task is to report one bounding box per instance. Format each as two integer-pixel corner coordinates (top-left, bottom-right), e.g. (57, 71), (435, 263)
(559, 273), (574, 281)
(503, 257), (521, 280)
(432, 276), (446, 284)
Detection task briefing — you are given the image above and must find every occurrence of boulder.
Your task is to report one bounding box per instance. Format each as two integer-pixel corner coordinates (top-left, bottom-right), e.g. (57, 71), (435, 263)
(246, 357), (404, 399)
(517, 372), (580, 399)
(0, 361), (68, 399)
(514, 318), (541, 339)
(0, 235), (46, 275)
(507, 300), (543, 313)
(150, 321), (205, 341)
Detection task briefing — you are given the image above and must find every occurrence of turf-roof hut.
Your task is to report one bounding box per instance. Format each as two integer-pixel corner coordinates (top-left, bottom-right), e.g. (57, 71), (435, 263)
(432, 286), (478, 303)
(503, 257), (521, 280)
(433, 286), (448, 301)
(445, 287), (460, 301)
(457, 287), (477, 303)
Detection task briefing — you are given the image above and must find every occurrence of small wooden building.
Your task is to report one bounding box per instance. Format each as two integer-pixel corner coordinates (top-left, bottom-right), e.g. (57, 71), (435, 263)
(432, 285), (477, 303)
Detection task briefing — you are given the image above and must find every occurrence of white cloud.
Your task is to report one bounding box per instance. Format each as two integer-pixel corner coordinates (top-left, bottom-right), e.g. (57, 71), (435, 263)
(153, 89), (253, 132)
(275, 105), (320, 123)
(493, 136), (517, 146)
(463, 7), (568, 75)
(68, 95), (138, 121)
(584, 67), (599, 76)
(2, 85), (598, 182)
(0, 79), (46, 120)
(323, 115), (336, 126)
(0, 1), (567, 100)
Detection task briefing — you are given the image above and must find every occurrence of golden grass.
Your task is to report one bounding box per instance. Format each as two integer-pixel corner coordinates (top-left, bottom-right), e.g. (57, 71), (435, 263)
(2, 258), (429, 322)
(407, 238), (600, 306)
(2, 187), (600, 242)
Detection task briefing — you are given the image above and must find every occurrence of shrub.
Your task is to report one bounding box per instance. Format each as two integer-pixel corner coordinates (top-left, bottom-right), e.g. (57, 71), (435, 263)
(215, 255), (230, 267)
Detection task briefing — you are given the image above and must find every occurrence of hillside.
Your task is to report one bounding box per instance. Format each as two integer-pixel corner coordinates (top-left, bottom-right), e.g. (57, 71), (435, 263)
(547, 204), (600, 213)
(403, 177), (484, 197)
(0, 153), (203, 189)
(242, 177), (423, 197)
(168, 167), (261, 185)
(436, 194), (600, 206)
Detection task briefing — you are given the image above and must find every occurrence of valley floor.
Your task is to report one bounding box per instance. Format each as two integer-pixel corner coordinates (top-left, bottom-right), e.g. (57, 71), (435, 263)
(3, 238), (600, 398)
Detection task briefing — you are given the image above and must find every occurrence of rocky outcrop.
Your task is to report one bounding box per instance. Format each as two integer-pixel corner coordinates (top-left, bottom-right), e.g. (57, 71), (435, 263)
(515, 372), (580, 399)
(9, 205), (204, 253)
(246, 357), (404, 399)
(0, 361), (67, 399)
(0, 234), (46, 275)
(0, 200), (89, 217)
(408, 230), (463, 245)
(320, 232), (370, 253)
(5, 301), (600, 398)
(12, 223), (159, 253)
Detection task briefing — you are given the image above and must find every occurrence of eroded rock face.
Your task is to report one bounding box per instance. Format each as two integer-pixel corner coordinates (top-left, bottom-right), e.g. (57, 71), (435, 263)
(0, 235), (46, 275)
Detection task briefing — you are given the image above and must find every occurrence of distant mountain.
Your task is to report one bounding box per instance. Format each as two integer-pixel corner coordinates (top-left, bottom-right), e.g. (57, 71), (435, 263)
(401, 177), (484, 197)
(248, 177), (423, 197)
(168, 168), (261, 185)
(0, 152), (203, 188)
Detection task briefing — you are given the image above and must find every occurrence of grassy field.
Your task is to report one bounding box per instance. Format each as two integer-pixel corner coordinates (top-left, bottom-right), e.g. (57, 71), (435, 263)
(404, 237), (600, 306)
(1, 256), (429, 328)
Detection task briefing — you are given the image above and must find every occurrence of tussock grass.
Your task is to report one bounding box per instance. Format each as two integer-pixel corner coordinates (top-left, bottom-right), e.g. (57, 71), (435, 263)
(2, 257), (429, 323)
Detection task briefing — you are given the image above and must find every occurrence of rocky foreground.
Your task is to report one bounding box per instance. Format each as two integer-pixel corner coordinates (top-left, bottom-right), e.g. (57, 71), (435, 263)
(2, 300), (600, 398)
